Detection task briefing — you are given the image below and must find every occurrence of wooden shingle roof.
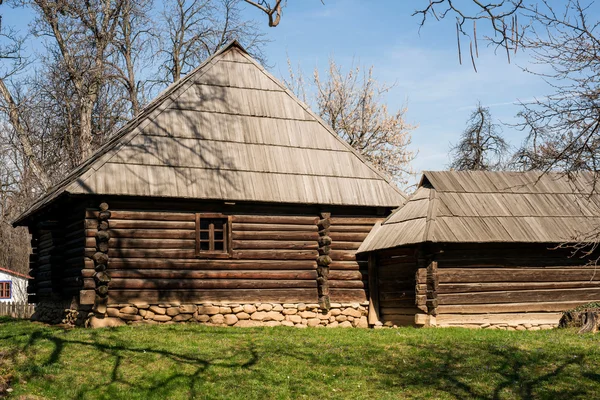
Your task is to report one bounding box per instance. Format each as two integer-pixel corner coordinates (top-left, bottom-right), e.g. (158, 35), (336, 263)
(358, 170), (600, 253)
(14, 41), (405, 225)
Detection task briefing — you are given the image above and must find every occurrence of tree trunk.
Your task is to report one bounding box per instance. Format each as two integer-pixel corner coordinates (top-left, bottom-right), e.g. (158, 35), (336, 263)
(79, 97), (96, 162)
(0, 79), (52, 190)
(578, 311), (599, 334)
(559, 306), (600, 334)
(121, 7), (140, 116)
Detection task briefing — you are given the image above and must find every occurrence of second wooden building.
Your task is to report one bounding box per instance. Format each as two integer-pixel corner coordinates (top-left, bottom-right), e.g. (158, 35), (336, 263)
(359, 170), (600, 330)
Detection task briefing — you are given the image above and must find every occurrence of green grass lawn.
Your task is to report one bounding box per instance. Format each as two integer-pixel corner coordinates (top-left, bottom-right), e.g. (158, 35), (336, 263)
(1, 317), (599, 399)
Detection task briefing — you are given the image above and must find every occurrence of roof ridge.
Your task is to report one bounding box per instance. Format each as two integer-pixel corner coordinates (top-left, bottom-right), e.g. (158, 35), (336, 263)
(233, 49), (406, 200)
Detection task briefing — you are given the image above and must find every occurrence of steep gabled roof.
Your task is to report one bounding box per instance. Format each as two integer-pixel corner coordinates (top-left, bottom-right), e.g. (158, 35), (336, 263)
(358, 170), (600, 253)
(14, 41), (405, 225)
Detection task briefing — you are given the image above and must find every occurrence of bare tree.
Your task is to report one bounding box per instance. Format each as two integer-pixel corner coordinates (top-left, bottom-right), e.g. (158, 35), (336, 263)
(512, 1), (600, 177)
(0, 121), (37, 277)
(28, 0), (126, 162)
(112, 0), (155, 116)
(157, 0), (266, 84)
(243, 0), (283, 27)
(413, 1), (524, 68)
(287, 59), (415, 187)
(449, 102), (509, 171)
(0, 17), (51, 189)
(244, 0), (524, 63)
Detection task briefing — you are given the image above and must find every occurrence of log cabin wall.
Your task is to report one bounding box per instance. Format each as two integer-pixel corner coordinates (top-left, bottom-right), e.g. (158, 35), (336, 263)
(83, 209), (322, 304)
(28, 203), (87, 325)
(78, 199), (386, 328)
(28, 221), (62, 304)
(373, 246), (419, 327)
(430, 243), (600, 329)
(61, 204), (87, 298)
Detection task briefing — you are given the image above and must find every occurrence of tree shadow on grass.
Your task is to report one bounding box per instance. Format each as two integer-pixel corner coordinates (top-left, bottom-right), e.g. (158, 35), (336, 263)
(381, 342), (592, 399)
(270, 333), (600, 399)
(4, 325), (600, 399)
(9, 327), (259, 399)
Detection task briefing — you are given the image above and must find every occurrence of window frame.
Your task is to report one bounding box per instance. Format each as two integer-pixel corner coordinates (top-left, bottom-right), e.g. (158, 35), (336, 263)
(0, 281), (11, 299)
(195, 213), (232, 258)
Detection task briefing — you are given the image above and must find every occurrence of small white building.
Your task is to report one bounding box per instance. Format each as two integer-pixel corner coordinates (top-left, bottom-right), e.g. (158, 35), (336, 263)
(0, 267), (29, 303)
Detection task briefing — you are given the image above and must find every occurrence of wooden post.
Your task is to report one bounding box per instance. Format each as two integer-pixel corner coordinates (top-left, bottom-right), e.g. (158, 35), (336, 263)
(367, 252), (380, 325)
(316, 212), (332, 310)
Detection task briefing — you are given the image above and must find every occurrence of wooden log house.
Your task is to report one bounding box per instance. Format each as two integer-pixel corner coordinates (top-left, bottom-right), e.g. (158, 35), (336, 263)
(13, 41), (405, 327)
(358, 171), (600, 330)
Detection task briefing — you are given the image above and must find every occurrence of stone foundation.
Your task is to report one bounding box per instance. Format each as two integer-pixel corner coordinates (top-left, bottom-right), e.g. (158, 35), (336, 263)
(31, 300), (559, 331)
(87, 301), (370, 328)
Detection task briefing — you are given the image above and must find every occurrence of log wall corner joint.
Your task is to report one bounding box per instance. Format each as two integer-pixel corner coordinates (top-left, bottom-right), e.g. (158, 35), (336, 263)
(415, 246), (438, 327)
(92, 202), (111, 316)
(316, 212), (332, 310)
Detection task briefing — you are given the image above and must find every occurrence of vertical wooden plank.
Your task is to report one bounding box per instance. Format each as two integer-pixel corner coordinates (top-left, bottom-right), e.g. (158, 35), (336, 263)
(195, 213), (200, 256)
(227, 215), (233, 254)
(367, 252), (380, 325)
(209, 222), (215, 252)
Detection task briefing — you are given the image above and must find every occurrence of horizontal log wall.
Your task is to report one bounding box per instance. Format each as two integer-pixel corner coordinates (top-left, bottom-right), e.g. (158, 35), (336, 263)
(86, 209), (384, 305)
(433, 243), (600, 326)
(376, 246), (419, 326)
(84, 210), (302, 304)
(328, 216), (383, 303)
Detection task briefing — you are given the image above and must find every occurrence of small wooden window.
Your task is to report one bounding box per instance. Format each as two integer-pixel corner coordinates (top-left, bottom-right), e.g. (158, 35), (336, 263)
(195, 214), (232, 257)
(0, 282), (11, 299)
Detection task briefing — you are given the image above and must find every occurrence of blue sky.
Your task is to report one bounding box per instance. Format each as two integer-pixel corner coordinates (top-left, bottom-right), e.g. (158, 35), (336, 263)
(252, 1), (555, 185)
(3, 1), (566, 186)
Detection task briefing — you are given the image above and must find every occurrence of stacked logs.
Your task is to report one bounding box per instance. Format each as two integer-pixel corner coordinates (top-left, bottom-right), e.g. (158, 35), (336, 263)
(92, 202), (111, 315)
(316, 212), (332, 310)
(426, 261), (439, 316)
(415, 250), (438, 326)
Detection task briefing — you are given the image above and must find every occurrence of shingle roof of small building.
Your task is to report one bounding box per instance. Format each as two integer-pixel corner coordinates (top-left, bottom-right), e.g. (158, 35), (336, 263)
(358, 170), (600, 253)
(14, 41), (405, 225)
(0, 267), (31, 280)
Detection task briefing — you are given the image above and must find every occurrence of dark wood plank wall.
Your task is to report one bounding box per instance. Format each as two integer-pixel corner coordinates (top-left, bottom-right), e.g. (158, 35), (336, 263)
(376, 246), (419, 326)
(27, 227), (38, 303)
(432, 243), (600, 324)
(84, 208), (382, 305)
(60, 207), (87, 297)
(27, 223), (60, 302)
(28, 204), (86, 303)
